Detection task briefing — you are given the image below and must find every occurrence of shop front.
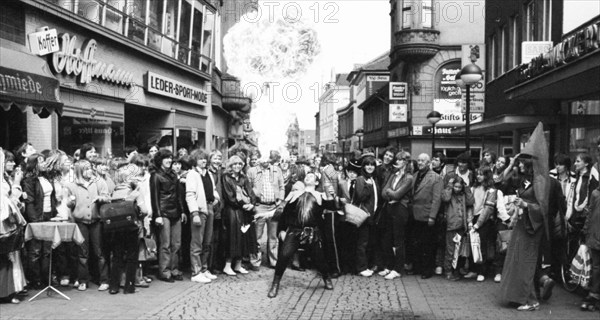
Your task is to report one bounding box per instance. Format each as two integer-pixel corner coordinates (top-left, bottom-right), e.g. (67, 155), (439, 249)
(0, 44), (63, 151)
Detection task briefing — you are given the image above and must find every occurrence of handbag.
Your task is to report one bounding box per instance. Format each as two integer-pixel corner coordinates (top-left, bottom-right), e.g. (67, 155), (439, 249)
(99, 200), (140, 232)
(470, 230), (483, 264)
(569, 244), (591, 289)
(138, 237), (157, 261)
(343, 203), (369, 227)
(496, 229), (512, 254)
(0, 227), (24, 255)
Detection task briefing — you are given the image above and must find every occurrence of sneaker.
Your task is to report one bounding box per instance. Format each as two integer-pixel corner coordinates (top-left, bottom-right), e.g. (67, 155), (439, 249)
(435, 267), (443, 275)
(359, 269), (373, 277)
(204, 271), (217, 280)
(191, 273), (211, 283)
(223, 266), (237, 276)
(378, 269), (390, 277)
(463, 272), (477, 279)
(77, 283), (87, 291)
(98, 283), (109, 291)
(476, 275), (485, 282)
(234, 266), (249, 274)
(494, 274), (501, 283)
(60, 278), (70, 287)
(517, 302), (539, 311)
(384, 270), (401, 280)
(72, 280), (80, 288)
(134, 279), (149, 288)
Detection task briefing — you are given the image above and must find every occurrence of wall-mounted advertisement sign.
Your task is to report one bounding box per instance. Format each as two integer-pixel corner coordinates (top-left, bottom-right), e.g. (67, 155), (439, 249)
(521, 41), (553, 64)
(51, 33), (135, 86)
(437, 64), (461, 100)
(389, 104), (408, 122)
(28, 27), (59, 56)
(146, 72), (209, 107)
(389, 82), (407, 100)
(366, 74), (389, 96)
(433, 99), (483, 127)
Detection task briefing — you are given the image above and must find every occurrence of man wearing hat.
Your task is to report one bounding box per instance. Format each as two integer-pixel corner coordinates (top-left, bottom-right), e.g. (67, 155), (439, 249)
(337, 159), (362, 274)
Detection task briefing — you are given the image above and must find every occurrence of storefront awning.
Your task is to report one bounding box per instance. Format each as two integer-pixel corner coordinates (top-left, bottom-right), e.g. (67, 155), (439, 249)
(0, 46), (63, 118)
(453, 115), (560, 135)
(505, 49), (600, 101)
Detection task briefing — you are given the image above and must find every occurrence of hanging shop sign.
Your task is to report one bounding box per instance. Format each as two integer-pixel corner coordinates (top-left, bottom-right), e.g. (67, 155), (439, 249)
(389, 103), (408, 122)
(146, 72), (209, 107)
(366, 75), (390, 97)
(51, 33), (135, 86)
(27, 27), (60, 56)
(436, 61), (462, 100)
(389, 82), (407, 100)
(518, 17), (600, 83)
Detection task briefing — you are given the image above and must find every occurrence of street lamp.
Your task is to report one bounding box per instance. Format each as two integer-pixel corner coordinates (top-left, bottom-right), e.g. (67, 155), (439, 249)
(458, 63), (483, 154)
(355, 128), (364, 151)
(427, 111), (442, 156)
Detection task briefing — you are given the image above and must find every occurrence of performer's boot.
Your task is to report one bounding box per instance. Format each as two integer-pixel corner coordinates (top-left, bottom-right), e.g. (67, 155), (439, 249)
(323, 277), (333, 290)
(267, 275), (281, 298)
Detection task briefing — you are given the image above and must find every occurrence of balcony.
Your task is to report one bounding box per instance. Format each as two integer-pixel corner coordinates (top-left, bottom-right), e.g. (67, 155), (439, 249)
(222, 74), (252, 113)
(391, 29), (440, 63)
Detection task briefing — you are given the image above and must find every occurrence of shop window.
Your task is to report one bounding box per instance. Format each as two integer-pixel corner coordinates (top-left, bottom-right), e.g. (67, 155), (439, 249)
(569, 100), (600, 155)
(0, 2), (25, 45)
(59, 117), (124, 159)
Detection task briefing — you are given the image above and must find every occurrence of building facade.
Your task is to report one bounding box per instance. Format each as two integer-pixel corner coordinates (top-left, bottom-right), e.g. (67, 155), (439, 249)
(318, 73), (350, 154)
(0, 0), (249, 157)
(384, 0), (487, 160)
(481, 0), (599, 159)
(338, 52), (389, 157)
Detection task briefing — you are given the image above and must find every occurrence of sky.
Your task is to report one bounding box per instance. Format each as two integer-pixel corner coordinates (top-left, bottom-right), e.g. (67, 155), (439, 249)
(226, 0), (391, 131)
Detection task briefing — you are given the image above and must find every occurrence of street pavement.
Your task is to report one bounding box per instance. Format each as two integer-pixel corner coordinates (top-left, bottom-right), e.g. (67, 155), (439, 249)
(1, 266), (598, 320)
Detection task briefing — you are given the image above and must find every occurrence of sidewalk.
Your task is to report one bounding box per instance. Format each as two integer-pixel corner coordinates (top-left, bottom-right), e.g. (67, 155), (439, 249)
(1, 268), (597, 320)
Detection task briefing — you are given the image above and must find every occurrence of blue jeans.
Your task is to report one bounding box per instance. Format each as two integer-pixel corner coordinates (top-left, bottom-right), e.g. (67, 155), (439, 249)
(76, 221), (108, 284)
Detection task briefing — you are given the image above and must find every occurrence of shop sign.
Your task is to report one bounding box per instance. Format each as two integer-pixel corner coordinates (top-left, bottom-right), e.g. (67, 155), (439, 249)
(27, 27), (59, 56)
(519, 17), (600, 83)
(51, 33), (135, 86)
(146, 72), (209, 107)
(521, 41), (553, 64)
(387, 127), (409, 138)
(389, 103), (407, 122)
(437, 63), (461, 100)
(389, 82), (407, 100)
(434, 99), (483, 126)
(460, 82), (485, 113)
(366, 74), (389, 97)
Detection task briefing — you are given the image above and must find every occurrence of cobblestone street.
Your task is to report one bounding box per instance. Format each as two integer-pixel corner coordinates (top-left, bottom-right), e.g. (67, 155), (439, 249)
(1, 266), (598, 320)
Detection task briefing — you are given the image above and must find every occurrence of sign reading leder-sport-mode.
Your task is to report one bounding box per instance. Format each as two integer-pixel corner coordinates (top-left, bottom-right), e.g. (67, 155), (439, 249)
(146, 72), (209, 107)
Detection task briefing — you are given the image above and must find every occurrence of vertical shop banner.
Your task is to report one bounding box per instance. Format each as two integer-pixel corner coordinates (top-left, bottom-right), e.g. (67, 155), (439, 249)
(460, 44), (486, 114)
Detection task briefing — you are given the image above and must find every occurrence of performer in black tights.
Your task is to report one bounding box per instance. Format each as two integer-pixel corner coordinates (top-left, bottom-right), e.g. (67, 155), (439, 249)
(260, 171), (340, 298)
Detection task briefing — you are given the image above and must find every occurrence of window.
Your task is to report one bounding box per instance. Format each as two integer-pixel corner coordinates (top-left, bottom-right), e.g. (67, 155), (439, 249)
(500, 25), (507, 74)
(509, 15), (518, 69)
(44, 0), (214, 73)
(488, 35), (496, 80)
(542, 0), (552, 41)
(525, 1), (536, 41)
(0, 2), (26, 45)
(402, 0), (413, 29)
(421, 0), (433, 28)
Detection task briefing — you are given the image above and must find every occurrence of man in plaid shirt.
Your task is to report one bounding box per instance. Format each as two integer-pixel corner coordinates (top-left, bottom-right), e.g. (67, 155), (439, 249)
(247, 150), (285, 269)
